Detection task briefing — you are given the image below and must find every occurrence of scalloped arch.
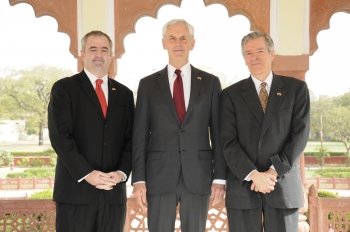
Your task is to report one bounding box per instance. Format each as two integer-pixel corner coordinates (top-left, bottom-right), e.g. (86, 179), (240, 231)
(9, 0), (78, 58)
(310, 0), (350, 55)
(114, 0), (182, 59)
(115, 0), (269, 59)
(203, 0), (269, 33)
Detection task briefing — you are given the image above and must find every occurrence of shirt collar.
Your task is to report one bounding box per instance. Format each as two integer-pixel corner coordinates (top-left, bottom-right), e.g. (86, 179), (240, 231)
(251, 72), (273, 90)
(167, 63), (191, 79)
(84, 68), (108, 86)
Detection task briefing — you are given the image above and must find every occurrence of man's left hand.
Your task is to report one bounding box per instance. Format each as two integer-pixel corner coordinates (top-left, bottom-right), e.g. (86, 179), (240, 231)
(96, 171), (124, 190)
(210, 183), (226, 206)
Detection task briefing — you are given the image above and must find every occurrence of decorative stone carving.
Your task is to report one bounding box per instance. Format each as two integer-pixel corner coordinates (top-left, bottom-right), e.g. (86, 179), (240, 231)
(310, 0), (350, 55)
(9, 0), (78, 58)
(114, 0), (181, 58)
(203, 0), (270, 33)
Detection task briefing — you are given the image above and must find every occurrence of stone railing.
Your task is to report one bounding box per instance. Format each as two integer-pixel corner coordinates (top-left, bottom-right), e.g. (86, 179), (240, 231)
(305, 177), (350, 190)
(0, 177), (54, 190)
(308, 184), (350, 232)
(3, 177), (350, 190)
(0, 198), (227, 232)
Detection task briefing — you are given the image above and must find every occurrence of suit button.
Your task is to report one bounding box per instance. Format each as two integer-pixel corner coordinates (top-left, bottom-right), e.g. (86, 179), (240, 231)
(180, 128), (185, 132)
(105, 124), (108, 128)
(178, 150), (181, 154)
(104, 142), (107, 145)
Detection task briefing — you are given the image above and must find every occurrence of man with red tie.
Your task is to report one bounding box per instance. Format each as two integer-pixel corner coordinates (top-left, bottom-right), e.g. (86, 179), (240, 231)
(132, 19), (226, 232)
(48, 30), (134, 232)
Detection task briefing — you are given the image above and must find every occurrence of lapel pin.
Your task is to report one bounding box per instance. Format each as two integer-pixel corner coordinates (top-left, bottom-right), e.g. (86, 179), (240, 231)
(112, 88), (116, 91)
(277, 92), (282, 96)
(197, 77), (202, 80)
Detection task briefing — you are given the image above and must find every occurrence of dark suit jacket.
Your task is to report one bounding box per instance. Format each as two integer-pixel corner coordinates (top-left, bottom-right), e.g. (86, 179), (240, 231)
(132, 65), (226, 195)
(48, 70), (134, 204)
(220, 73), (310, 209)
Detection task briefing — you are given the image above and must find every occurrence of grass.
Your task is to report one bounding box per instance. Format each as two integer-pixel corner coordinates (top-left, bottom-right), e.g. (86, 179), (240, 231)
(305, 141), (347, 153)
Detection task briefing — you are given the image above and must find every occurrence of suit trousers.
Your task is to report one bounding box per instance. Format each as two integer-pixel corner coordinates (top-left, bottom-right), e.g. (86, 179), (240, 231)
(147, 171), (210, 232)
(55, 192), (126, 232)
(227, 193), (299, 232)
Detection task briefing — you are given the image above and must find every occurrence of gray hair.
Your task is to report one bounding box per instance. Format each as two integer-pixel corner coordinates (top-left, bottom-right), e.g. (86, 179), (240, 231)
(241, 31), (274, 55)
(81, 30), (113, 55)
(162, 19), (194, 39)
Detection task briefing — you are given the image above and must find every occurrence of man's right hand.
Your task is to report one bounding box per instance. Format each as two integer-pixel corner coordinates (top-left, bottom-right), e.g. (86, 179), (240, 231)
(85, 170), (115, 190)
(250, 171), (277, 194)
(132, 183), (148, 213)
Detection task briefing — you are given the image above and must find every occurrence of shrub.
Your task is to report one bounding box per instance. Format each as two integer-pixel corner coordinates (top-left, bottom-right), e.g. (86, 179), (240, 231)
(0, 150), (14, 167)
(315, 167), (350, 178)
(6, 168), (55, 178)
(318, 190), (340, 198)
(10, 151), (45, 157)
(29, 189), (53, 199)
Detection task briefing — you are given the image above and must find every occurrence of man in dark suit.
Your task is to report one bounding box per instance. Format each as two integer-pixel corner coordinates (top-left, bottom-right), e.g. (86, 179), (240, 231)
(220, 31), (310, 232)
(132, 19), (226, 232)
(48, 30), (134, 232)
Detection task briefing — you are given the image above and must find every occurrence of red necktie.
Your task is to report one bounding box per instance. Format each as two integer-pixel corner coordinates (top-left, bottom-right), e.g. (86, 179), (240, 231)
(173, 69), (186, 124)
(95, 79), (107, 118)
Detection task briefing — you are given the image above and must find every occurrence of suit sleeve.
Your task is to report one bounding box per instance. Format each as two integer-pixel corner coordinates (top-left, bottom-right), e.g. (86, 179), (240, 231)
(270, 81), (310, 177)
(210, 77), (227, 180)
(220, 89), (257, 182)
(116, 90), (134, 180)
(131, 79), (150, 184)
(48, 81), (93, 181)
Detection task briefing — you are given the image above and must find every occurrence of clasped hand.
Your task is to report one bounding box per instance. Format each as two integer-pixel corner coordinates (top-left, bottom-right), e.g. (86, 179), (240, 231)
(250, 168), (278, 194)
(85, 170), (124, 190)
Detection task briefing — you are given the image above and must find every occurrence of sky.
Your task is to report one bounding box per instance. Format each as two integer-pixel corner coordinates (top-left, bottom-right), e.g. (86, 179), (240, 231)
(0, 0), (350, 97)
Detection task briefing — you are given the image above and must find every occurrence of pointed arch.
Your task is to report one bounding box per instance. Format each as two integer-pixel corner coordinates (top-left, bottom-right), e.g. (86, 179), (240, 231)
(9, 0), (78, 58)
(310, 0), (350, 55)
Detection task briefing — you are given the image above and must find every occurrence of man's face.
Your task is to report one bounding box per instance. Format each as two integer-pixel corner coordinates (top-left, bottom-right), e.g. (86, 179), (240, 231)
(162, 23), (195, 66)
(243, 37), (275, 81)
(81, 35), (112, 78)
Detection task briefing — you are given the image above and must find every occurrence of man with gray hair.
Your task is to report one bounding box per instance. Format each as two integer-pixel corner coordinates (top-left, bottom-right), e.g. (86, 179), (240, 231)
(220, 31), (310, 231)
(132, 19), (226, 232)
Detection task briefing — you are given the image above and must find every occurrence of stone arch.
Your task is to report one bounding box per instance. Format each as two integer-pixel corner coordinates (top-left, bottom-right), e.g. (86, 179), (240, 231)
(9, 0), (78, 58)
(114, 0), (182, 59)
(310, 0), (350, 55)
(115, 0), (269, 59)
(203, 0), (269, 33)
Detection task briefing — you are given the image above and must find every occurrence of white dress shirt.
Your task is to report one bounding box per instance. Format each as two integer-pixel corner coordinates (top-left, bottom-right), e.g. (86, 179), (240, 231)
(78, 69), (126, 183)
(245, 72), (275, 181)
(167, 63), (226, 185)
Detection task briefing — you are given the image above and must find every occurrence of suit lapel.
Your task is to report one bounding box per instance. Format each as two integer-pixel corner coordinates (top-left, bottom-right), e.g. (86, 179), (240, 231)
(106, 78), (118, 120)
(183, 66), (203, 123)
(78, 71), (105, 119)
(241, 77), (264, 125)
(156, 67), (180, 123)
(260, 74), (286, 138)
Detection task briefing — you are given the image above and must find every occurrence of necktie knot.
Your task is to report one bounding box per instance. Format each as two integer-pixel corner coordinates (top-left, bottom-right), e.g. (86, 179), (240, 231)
(261, 82), (267, 89)
(175, 69), (182, 77)
(96, 79), (103, 86)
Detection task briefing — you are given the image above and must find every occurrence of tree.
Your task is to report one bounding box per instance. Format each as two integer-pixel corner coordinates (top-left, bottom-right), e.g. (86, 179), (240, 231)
(329, 91), (350, 165)
(0, 65), (74, 145)
(310, 96), (334, 166)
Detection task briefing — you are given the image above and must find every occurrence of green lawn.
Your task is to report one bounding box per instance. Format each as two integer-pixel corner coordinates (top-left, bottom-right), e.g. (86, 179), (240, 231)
(305, 141), (347, 153)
